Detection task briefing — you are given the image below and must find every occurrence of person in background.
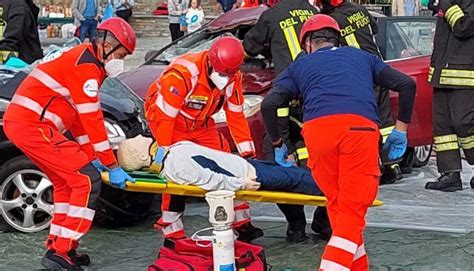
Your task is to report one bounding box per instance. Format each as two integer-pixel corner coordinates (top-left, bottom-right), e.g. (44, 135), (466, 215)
(392, 0), (421, 16)
(185, 0), (204, 33)
(72, 0), (100, 42)
(114, 0), (134, 22)
(215, 0), (237, 13)
(0, 0), (43, 64)
(168, 0), (188, 41)
(427, 0), (439, 15)
(425, 0), (474, 191)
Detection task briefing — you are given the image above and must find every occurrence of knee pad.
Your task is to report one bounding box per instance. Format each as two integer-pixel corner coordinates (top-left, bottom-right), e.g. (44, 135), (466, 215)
(79, 163), (102, 209)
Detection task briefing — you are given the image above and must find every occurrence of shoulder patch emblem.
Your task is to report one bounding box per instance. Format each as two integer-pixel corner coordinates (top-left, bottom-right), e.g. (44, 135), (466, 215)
(83, 79), (99, 97)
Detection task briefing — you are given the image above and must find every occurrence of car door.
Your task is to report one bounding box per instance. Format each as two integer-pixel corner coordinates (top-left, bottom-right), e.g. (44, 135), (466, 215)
(376, 16), (436, 147)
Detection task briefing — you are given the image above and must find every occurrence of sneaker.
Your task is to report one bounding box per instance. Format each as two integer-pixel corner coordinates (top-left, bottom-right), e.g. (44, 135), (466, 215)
(380, 164), (403, 185)
(286, 220), (307, 243)
(41, 250), (83, 271)
(311, 208), (332, 241)
(425, 172), (463, 192)
(236, 223), (263, 243)
(68, 250), (90, 267)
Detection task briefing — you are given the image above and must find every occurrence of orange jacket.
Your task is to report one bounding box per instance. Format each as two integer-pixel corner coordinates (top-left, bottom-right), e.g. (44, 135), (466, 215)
(145, 51), (255, 156)
(241, 0), (260, 8)
(4, 44), (116, 166)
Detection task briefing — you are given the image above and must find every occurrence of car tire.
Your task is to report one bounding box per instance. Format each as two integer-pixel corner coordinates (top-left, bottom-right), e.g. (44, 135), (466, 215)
(413, 144), (433, 168)
(0, 156), (53, 233)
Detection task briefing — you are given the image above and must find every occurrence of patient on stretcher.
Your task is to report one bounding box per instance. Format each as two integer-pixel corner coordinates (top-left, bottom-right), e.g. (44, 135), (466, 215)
(117, 135), (322, 196)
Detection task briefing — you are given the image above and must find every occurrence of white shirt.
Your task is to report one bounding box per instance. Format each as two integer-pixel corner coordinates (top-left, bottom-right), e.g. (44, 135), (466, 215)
(185, 8), (204, 33)
(160, 141), (256, 191)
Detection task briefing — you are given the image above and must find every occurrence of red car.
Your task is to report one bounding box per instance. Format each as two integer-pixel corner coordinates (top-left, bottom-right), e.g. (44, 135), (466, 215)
(114, 7), (436, 166)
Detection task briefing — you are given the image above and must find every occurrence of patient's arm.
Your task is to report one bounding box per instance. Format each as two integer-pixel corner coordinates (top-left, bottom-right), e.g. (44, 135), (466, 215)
(161, 157), (247, 191)
(243, 177), (261, 191)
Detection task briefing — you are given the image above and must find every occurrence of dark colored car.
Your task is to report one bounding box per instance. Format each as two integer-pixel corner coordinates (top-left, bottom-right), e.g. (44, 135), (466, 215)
(0, 69), (156, 233)
(117, 7), (437, 167)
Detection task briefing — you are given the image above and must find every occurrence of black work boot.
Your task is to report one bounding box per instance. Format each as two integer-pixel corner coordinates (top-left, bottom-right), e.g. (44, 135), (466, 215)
(286, 220), (307, 243)
(379, 164), (403, 185)
(311, 207), (332, 241)
(236, 222), (264, 243)
(68, 250), (90, 267)
(425, 172), (463, 192)
(41, 250), (84, 271)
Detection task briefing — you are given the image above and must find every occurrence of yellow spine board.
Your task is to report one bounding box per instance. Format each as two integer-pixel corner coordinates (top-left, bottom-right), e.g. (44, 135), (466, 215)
(101, 173), (383, 207)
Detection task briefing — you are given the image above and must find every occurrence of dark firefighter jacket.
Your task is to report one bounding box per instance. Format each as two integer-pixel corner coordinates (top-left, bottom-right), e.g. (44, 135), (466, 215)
(428, 0), (474, 89)
(0, 0), (43, 64)
(243, 0), (318, 75)
(328, 1), (381, 57)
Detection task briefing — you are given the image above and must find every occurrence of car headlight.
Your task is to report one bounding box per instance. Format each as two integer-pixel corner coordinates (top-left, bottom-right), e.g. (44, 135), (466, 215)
(212, 95), (263, 124)
(0, 98), (11, 125)
(104, 120), (127, 150)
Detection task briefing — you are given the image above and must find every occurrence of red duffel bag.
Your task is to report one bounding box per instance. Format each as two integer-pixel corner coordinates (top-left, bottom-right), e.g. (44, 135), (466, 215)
(148, 238), (268, 271)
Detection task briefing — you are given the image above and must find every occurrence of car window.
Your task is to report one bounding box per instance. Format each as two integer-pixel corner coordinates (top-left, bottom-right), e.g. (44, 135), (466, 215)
(385, 20), (436, 60)
(156, 29), (242, 63)
(156, 31), (213, 63)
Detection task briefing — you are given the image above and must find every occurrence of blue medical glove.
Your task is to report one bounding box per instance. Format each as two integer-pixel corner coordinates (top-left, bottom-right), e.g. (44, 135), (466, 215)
(383, 129), (408, 160)
(109, 167), (135, 189)
(91, 159), (108, 172)
(274, 143), (295, 168)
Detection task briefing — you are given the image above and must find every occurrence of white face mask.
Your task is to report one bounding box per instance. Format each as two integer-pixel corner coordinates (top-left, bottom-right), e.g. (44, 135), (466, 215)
(104, 58), (125, 77)
(210, 70), (230, 90)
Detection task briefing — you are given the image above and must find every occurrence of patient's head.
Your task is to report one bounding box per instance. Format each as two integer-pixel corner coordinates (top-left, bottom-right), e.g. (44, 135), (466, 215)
(117, 135), (154, 171)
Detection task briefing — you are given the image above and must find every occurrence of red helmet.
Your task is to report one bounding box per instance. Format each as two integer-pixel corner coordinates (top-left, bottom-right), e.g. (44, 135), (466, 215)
(299, 14), (341, 44)
(266, 0), (279, 7)
(208, 36), (244, 75)
(97, 17), (137, 54)
(315, 0), (344, 7)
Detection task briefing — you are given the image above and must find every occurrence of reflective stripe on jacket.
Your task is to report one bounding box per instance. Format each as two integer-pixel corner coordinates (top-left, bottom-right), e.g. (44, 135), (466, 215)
(144, 50), (255, 156)
(3, 44), (115, 166)
(429, 1), (474, 89)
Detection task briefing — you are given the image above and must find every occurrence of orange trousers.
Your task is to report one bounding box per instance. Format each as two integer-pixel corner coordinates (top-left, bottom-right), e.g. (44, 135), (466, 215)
(152, 123), (251, 239)
(302, 115), (380, 271)
(4, 121), (100, 254)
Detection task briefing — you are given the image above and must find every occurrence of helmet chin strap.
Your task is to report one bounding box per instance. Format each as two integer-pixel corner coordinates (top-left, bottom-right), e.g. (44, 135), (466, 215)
(101, 30), (121, 64)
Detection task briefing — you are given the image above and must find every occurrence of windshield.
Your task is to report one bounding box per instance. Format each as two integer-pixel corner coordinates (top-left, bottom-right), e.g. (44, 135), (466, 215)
(156, 29), (244, 63)
(157, 31), (213, 63)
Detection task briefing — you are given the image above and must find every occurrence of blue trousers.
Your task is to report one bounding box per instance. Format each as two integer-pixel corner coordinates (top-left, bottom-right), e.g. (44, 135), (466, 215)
(79, 19), (97, 42)
(190, 156), (322, 195)
(248, 160), (322, 195)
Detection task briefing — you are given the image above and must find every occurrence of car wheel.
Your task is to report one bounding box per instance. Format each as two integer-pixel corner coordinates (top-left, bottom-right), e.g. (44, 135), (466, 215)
(0, 156), (53, 233)
(413, 144), (433, 168)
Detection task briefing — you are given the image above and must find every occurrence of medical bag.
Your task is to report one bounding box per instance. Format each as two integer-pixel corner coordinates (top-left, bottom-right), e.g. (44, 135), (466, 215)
(148, 238), (268, 271)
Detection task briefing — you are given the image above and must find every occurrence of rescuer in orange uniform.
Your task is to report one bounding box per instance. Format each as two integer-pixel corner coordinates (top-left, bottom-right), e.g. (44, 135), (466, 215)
(3, 17), (136, 270)
(261, 15), (416, 270)
(145, 36), (262, 242)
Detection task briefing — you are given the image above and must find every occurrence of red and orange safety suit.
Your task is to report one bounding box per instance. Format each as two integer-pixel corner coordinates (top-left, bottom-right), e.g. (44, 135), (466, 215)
(145, 50), (255, 238)
(3, 44), (114, 254)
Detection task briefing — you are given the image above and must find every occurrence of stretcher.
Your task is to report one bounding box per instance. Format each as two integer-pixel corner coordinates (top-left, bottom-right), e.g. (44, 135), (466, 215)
(101, 171), (383, 207)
